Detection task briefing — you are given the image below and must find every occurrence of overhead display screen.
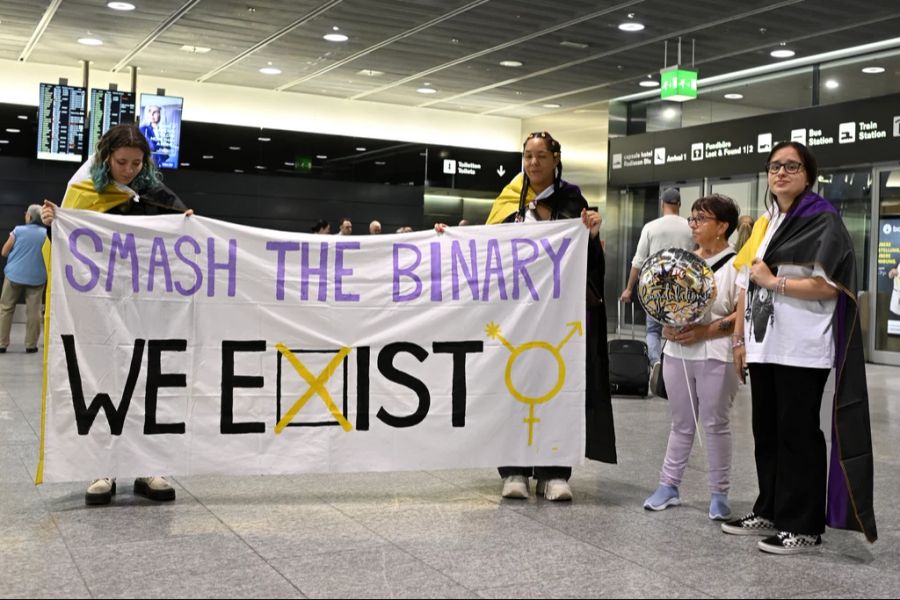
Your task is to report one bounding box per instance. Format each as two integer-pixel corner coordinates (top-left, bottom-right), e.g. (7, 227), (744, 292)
(37, 83), (87, 162)
(138, 93), (183, 169)
(87, 88), (136, 156)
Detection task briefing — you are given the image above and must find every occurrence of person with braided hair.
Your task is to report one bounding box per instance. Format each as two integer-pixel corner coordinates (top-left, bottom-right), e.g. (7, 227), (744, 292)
(483, 131), (616, 501)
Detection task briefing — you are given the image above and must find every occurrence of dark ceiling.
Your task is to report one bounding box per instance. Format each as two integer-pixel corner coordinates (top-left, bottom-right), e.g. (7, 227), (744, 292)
(2, 0), (900, 119)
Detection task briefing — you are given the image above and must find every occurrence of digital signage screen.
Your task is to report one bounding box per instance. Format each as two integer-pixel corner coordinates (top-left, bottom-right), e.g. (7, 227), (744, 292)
(138, 93), (183, 169)
(36, 83), (87, 162)
(87, 89), (136, 156)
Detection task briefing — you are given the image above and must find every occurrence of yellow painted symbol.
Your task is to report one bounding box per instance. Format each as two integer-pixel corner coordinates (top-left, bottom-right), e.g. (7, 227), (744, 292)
(274, 343), (353, 434)
(485, 321), (583, 445)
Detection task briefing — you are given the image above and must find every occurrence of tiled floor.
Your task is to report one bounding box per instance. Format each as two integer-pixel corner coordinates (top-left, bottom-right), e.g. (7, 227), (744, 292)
(1, 323), (897, 598)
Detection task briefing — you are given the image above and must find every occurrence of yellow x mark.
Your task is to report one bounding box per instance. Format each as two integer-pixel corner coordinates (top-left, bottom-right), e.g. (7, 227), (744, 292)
(274, 343), (353, 434)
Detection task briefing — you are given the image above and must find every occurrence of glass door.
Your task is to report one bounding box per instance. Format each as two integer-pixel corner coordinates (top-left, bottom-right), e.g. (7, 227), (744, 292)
(870, 166), (900, 365)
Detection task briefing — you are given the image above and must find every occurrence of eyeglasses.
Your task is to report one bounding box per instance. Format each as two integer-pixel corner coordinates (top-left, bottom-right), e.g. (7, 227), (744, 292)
(687, 215), (715, 226)
(765, 160), (804, 174)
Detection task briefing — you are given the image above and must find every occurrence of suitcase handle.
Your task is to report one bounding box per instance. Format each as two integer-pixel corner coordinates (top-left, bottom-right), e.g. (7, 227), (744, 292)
(618, 299), (637, 340)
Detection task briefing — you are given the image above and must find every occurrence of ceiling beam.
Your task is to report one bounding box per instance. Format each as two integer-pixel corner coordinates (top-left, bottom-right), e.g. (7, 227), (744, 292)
(112, 0), (203, 73)
(196, 0), (343, 83)
(18, 0), (64, 62)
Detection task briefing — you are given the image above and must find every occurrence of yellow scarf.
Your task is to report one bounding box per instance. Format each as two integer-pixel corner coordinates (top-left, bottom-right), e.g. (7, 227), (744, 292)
(486, 173), (534, 224)
(733, 213), (771, 271)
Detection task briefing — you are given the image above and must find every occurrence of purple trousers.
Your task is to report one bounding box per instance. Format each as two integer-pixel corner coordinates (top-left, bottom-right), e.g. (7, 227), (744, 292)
(659, 356), (737, 493)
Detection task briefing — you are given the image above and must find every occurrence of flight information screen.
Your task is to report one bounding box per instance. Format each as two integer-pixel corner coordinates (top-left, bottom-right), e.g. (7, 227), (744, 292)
(37, 83), (87, 162)
(87, 88), (136, 156)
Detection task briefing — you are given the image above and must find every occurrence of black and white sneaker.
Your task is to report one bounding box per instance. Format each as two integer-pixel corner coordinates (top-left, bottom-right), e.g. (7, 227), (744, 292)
(758, 531), (822, 555)
(721, 512), (776, 536)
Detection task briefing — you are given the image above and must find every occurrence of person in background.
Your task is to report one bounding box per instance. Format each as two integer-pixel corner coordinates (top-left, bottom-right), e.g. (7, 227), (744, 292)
(312, 220), (331, 234)
(41, 123), (191, 506)
(620, 188), (694, 378)
(0, 205), (48, 354)
(338, 218), (352, 235)
(369, 220), (382, 234)
(733, 215), (754, 253)
(642, 194), (739, 521)
(725, 141), (876, 554)
(482, 130), (616, 502)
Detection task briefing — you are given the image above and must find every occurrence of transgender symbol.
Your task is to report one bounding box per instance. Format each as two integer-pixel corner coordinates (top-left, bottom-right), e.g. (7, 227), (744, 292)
(485, 321), (583, 446)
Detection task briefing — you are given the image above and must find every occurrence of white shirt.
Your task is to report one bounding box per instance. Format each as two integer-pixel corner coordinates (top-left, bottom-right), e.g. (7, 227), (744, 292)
(735, 204), (836, 369)
(663, 248), (739, 363)
(631, 215), (694, 269)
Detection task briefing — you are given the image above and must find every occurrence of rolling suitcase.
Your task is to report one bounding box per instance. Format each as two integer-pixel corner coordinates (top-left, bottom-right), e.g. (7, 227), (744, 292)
(608, 301), (650, 397)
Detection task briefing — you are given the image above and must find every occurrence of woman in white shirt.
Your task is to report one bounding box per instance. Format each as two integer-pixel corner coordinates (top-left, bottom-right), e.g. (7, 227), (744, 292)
(642, 194), (739, 521)
(722, 141), (877, 553)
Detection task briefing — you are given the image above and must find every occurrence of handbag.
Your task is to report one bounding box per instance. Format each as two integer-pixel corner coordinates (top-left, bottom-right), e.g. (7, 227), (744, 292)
(653, 250), (736, 400)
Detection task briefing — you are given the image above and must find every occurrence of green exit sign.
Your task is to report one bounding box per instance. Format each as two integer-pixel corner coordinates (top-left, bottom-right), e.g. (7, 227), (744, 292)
(660, 66), (698, 101)
(294, 156), (312, 172)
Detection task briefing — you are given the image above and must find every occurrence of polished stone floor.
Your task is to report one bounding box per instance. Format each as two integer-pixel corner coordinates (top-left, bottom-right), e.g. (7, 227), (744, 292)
(1, 323), (897, 598)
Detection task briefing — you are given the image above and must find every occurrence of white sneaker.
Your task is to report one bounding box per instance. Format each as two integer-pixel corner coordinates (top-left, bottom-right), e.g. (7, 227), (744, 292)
(85, 478), (116, 505)
(134, 476), (176, 502)
(501, 475), (530, 499)
(536, 478), (573, 501)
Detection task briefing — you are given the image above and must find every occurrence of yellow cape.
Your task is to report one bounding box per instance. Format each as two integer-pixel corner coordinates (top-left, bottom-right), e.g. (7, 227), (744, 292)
(486, 173), (535, 224)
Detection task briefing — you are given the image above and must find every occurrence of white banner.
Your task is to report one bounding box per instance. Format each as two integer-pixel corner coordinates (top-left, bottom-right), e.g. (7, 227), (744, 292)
(39, 210), (588, 482)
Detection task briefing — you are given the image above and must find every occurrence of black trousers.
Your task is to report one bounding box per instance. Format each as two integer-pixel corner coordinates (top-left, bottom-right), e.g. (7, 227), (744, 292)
(748, 363), (829, 535)
(498, 466), (571, 480)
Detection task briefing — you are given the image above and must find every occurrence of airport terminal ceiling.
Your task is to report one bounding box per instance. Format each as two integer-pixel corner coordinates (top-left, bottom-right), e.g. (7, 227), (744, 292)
(1, 0), (900, 121)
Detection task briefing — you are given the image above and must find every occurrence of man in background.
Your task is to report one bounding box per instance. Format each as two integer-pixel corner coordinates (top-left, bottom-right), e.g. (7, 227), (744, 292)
(620, 187), (694, 372)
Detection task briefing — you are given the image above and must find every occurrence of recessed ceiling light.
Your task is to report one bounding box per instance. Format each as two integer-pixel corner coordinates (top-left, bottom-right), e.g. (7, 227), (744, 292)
(234, 169), (244, 173)
(543, 103), (561, 109)
(417, 87), (437, 94)
(17, 115), (28, 120)
(316, 154), (328, 159)
(202, 155), (214, 159)
(259, 67), (281, 75)
(180, 45), (211, 54)
(770, 48), (795, 58)
(107, 2), (135, 10)
(284, 161), (294, 166)
(824, 79), (839, 89)
(5, 128), (20, 133)
(357, 69), (384, 77)
(0, 140), (9, 145)
(356, 147), (366, 152)
(724, 93), (744, 99)
(662, 108), (678, 120)
(255, 165), (266, 170)
(258, 137), (271, 142)
(78, 37), (103, 46)
(639, 80), (659, 87)
(324, 28), (348, 42)
(861, 66), (885, 74)
(559, 40), (589, 49)
(229, 146), (241, 150)
(375, 161), (386, 166)
(499, 60), (523, 68)
(179, 163), (190, 167)
(618, 22), (645, 32)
